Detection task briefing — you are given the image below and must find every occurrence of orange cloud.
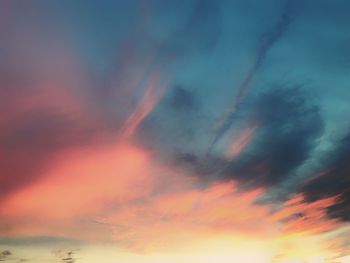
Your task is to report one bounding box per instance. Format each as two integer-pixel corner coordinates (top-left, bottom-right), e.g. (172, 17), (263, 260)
(270, 194), (339, 235)
(96, 182), (274, 253)
(0, 140), (345, 261)
(0, 141), (154, 239)
(0, 138), (271, 246)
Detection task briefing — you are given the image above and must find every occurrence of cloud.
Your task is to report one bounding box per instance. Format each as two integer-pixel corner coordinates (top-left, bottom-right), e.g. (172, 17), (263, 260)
(0, 5), (112, 200)
(0, 250), (11, 261)
(0, 139), (272, 252)
(0, 142), (154, 240)
(176, 86), (324, 188)
(52, 249), (79, 263)
(209, 0), (297, 152)
(168, 85), (198, 112)
(222, 86), (324, 187)
(119, 70), (165, 139)
(0, 138), (344, 260)
(269, 194), (339, 235)
(225, 123), (258, 161)
(134, 83), (207, 158)
(301, 131), (350, 222)
(0, 62), (100, 199)
(0, 6), (166, 201)
(1, 1), (350, 261)
(99, 182), (270, 253)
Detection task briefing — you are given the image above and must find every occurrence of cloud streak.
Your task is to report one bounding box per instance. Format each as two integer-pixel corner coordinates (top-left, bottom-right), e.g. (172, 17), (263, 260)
(301, 131), (350, 222)
(119, 70), (165, 140)
(209, 0), (296, 152)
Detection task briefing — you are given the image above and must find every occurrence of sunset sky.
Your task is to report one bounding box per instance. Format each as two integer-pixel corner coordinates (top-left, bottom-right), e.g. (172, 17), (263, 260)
(1, 0), (350, 262)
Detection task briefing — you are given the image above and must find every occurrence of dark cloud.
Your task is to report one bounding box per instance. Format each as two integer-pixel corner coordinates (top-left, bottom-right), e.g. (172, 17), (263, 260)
(52, 249), (79, 263)
(168, 85), (198, 111)
(209, 0), (298, 152)
(0, 250), (29, 262)
(222, 86), (324, 187)
(177, 87), (324, 188)
(301, 131), (350, 222)
(175, 151), (227, 179)
(0, 250), (11, 261)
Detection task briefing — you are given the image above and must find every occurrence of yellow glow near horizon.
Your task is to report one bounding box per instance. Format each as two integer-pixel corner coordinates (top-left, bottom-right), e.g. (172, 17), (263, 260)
(4, 241), (350, 263)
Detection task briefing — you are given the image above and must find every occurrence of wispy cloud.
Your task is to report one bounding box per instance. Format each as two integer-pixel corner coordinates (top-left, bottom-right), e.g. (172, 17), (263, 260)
(120, 70), (165, 140)
(209, 0), (296, 152)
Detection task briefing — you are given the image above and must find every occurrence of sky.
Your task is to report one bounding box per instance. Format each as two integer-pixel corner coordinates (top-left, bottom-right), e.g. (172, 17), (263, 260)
(1, 0), (350, 262)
